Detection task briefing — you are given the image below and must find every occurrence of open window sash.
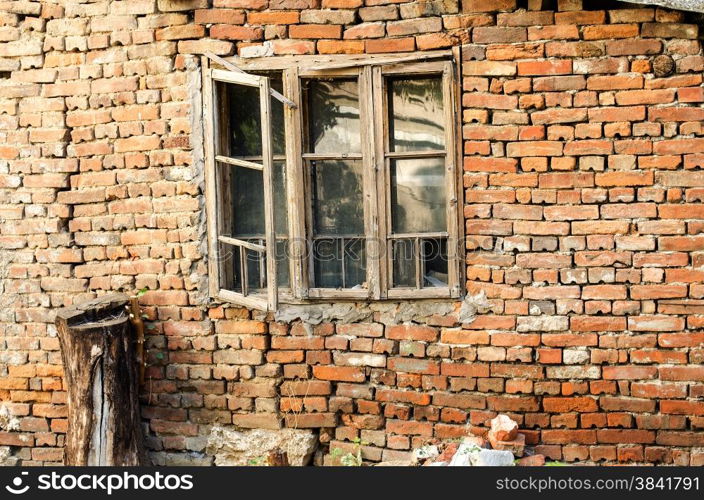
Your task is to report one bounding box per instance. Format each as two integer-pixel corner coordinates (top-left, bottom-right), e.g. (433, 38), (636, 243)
(205, 67), (278, 311)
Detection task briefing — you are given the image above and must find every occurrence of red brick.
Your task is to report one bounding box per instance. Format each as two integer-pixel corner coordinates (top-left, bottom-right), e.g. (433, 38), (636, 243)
(602, 366), (657, 380)
(289, 24), (342, 39)
(317, 40), (364, 54)
(597, 429), (655, 444)
(313, 365), (366, 382)
(517, 59), (572, 76)
(387, 358), (439, 375)
(386, 325), (438, 342)
(247, 11), (299, 24)
(365, 37), (414, 53)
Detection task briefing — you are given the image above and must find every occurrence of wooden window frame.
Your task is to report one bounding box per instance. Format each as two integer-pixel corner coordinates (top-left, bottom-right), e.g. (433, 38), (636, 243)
(202, 67), (278, 311)
(203, 51), (463, 310)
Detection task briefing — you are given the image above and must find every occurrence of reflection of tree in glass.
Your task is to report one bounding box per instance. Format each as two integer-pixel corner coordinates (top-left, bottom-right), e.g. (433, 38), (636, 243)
(313, 160), (364, 235)
(221, 82), (261, 157)
(220, 78), (286, 157)
(389, 77), (444, 152)
(306, 79), (360, 154)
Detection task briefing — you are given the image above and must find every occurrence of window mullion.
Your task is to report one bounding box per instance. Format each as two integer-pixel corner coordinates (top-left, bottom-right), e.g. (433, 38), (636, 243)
(371, 65), (390, 299)
(443, 60), (461, 298)
(360, 65), (381, 300)
(283, 67), (308, 299)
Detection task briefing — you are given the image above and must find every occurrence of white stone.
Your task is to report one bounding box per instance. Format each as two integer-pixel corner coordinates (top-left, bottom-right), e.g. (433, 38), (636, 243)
(240, 41), (273, 59)
(0, 447), (18, 466)
(413, 445), (439, 462)
(448, 443), (482, 466)
(0, 404), (20, 431)
(470, 449), (515, 467)
(563, 349), (590, 365)
(517, 316), (569, 332)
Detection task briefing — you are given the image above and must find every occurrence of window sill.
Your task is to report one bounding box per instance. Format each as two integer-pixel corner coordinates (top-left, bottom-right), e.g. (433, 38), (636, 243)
(214, 287), (460, 310)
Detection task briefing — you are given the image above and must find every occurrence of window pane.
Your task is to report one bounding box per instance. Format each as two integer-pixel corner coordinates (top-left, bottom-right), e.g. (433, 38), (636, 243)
(219, 162), (290, 289)
(219, 163), (265, 238)
(218, 242), (269, 294)
(216, 81), (262, 157)
(392, 239), (415, 288)
(313, 238), (365, 289)
(344, 238), (366, 288)
(389, 77), (445, 152)
(219, 241), (240, 293)
(276, 239), (290, 288)
(306, 79), (360, 154)
(423, 238), (448, 288)
(272, 161), (289, 288)
(216, 76), (284, 158)
(273, 161), (288, 236)
(390, 238), (448, 289)
(390, 157), (447, 234)
(244, 245), (267, 291)
(311, 160), (364, 236)
(219, 162), (286, 237)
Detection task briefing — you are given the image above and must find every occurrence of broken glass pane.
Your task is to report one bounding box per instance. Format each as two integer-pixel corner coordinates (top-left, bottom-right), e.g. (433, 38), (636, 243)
(219, 240), (240, 293)
(422, 238), (448, 287)
(389, 76), (445, 152)
(313, 237), (366, 289)
(306, 79), (361, 154)
(219, 241), (269, 294)
(344, 238), (366, 288)
(390, 157), (447, 234)
(244, 245), (266, 291)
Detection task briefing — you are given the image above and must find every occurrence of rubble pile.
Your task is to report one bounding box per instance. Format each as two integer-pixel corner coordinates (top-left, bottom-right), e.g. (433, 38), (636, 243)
(396, 415), (548, 467)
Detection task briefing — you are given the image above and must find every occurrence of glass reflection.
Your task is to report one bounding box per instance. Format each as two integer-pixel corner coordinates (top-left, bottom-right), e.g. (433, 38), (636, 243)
(305, 79), (361, 154)
(313, 238), (366, 289)
(216, 77), (285, 158)
(311, 160), (364, 235)
(390, 157), (446, 234)
(389, 77), (445, 152)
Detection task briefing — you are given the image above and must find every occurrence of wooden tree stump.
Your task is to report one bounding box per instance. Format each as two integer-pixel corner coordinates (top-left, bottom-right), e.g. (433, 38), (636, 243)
(56, 293), (147, 466)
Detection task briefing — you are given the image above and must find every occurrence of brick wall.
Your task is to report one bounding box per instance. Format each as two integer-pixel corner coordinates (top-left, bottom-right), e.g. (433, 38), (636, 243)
(1, 0), (703, 465)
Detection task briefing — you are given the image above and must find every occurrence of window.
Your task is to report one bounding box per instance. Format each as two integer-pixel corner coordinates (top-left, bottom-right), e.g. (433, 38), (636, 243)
(203, 53), (462, 310)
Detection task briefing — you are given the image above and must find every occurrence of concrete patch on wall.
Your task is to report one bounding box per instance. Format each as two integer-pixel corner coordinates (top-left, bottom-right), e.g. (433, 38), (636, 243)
(187, 55), (209, 307)
(270, 292), (491, 328)
(623, 0), (704, 13)
(0, 404), (20, 432)
(206, 426), (318, 466)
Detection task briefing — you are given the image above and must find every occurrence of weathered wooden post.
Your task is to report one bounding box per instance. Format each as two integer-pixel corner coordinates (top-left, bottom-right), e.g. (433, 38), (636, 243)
(55, 293), (147, 465)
